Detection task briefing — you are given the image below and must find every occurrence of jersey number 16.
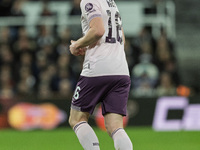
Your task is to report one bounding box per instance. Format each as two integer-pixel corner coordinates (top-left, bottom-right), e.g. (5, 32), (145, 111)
(105, 10), (123, 44)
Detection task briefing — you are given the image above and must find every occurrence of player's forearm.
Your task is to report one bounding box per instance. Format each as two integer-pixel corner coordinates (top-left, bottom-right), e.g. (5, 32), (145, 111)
(69, 27), (104, 56)
(75, 28), (104, 49)
(74, 17), (105, 49)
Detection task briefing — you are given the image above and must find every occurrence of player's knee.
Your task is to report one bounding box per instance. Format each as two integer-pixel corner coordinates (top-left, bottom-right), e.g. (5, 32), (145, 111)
(68, 116), (76, 128)
(68, 115), (89, 128)
(105, 123), (119, 136)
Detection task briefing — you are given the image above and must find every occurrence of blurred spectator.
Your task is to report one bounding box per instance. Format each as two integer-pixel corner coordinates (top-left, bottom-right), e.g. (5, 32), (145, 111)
(131, 54), (159, 97)
(18, 27), (28, 39)
(164, 59), (179, 86)
(42, 45), (56, 61)
(155, 28), (174, 70)
(154, 28), (179, 86)
(17, 66), (36, 95)
(156, 71), (176, 96)
(57, 54), (70, 70)
(37, 68), (53, 99)
(19, 52), (33, 67)
(0, 27), (12, 44)
(0, 44), (14, 66)
(40, 1), (55, 17)
(13, 27), (36, 52)
(56, 28), (71, 55)
(34, 50), (48, 78)
(156, 45), (171, 70)
(0, 65), (14, 88)
(47, 63), (57, 79)
(58, 79), (72, 98)
(0, 66), (15, 100)
(51, 53), (72, 91)
(39, 68), (52, 85)
(38, 83), (52, 100)
(10, 0), (25, 17)
(37, 25), (55, 48)
(132, 26), (156, 64)
(69, 0), (81, 16)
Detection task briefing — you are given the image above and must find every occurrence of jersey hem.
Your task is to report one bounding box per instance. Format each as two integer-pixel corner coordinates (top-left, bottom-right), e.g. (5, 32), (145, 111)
(80, 73), (130, 77)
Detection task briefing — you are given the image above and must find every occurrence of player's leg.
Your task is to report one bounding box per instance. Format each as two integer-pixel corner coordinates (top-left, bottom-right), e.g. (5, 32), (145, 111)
(102, 76), (132, 149)
(68, 76), (101, 149)
(104, 113), (133, 150)
(104, 113), (123, 136)
(68, 108), (90, 127)
(69, 108), (100, 150)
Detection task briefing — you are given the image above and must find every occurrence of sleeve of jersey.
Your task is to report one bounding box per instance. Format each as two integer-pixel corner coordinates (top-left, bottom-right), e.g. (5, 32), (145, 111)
(81, 0), (102, 23)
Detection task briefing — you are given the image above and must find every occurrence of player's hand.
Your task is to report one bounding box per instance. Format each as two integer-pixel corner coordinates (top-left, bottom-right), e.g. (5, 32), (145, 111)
(69, 40), (79, 56)
(69, 40), (86, 56)
(78, 47), (87, 56)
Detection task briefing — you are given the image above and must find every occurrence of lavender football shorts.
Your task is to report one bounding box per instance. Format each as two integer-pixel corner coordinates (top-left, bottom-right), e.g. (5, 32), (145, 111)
(71, 75), (131, 116)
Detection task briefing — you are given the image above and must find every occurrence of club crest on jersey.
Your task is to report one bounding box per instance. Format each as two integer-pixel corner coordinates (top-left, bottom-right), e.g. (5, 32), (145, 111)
(85, 3), (93, 12)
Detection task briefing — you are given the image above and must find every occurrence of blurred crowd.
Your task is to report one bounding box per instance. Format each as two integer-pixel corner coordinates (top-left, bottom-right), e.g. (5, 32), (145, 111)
(0, 0), (83, 100)
(0, 25), (78, 99)
(0, 0), (187, 102)
(127, 26), (180, 98)
(0, 0), (81, 17)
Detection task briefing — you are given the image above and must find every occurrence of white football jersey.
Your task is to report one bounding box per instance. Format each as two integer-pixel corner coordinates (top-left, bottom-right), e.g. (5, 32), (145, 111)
(80, 0), (129, 77)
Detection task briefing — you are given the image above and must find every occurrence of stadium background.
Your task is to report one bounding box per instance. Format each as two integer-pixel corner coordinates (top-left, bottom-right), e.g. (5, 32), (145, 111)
(0, 0), (200, 150)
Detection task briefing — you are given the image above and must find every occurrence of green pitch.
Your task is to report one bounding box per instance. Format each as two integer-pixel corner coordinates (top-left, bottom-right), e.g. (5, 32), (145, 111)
(0, 127), (199, 150)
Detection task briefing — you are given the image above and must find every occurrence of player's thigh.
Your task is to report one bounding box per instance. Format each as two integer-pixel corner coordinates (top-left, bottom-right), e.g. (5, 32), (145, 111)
(101, 75), (130, 116)
(104, 113), (123, 136)
(68, 108), (90, 128)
